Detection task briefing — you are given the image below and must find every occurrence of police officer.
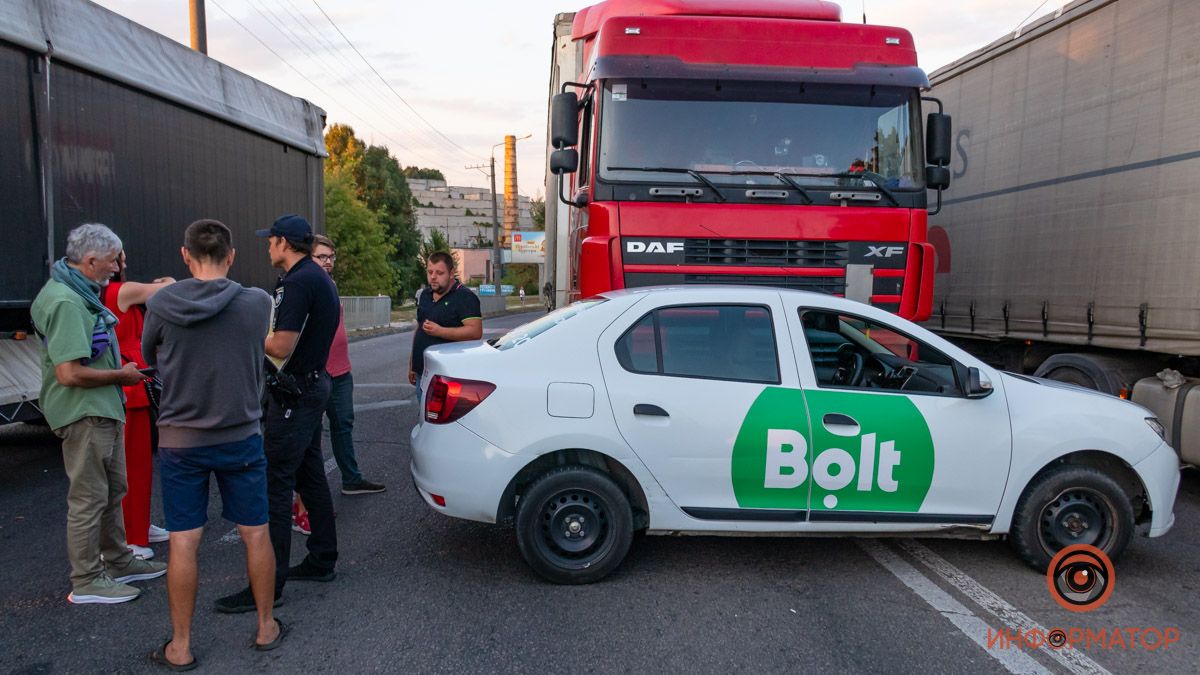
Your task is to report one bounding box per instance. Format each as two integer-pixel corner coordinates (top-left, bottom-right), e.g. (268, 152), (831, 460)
(216, 214), (341, 613)
(408, 251), (482, 397)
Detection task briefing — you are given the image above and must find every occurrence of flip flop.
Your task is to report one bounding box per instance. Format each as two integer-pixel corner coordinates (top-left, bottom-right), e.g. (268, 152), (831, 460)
(252, 618), (290, 652)
(149, 640), (198, 671)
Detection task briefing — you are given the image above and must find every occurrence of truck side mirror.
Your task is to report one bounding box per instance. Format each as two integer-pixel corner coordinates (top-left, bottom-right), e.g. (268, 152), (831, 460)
(550, 149), (578, 175)
(926, 113), (952, 166)
(926, 165), (950, 191)
(551, 93), (580, 149)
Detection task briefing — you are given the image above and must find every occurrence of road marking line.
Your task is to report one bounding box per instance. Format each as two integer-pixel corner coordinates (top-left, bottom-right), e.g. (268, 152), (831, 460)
(898, 540), (1112, 675)
(353, 400), (412, 412)
(858, 540), (1053, 675)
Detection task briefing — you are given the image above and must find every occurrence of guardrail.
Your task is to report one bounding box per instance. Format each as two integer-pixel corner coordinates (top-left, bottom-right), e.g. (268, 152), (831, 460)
(342, 296), (392, 330)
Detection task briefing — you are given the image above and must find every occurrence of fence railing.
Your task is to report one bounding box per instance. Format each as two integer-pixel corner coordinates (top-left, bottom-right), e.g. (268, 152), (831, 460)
(342, 296), (392, 330)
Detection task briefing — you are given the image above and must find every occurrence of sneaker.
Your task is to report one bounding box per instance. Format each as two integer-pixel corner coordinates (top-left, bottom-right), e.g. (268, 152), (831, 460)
(147, 524), (170, 543)
(68, 575), (140, 604)
(107, 556), (167, 583)
(128, 544), (155, 559)
(287, 558), (336, 583)
(341, 479), (386, 495)
(292, 510), (311, 536)
(214, 586), (283, 614)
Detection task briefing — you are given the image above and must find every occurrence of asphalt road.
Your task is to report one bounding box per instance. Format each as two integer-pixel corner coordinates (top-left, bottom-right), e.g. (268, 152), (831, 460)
(1, 310), (1198, 673)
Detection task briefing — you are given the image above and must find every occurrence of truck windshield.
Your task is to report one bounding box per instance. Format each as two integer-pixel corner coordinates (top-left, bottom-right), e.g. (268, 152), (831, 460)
(598, 80), (923, 190)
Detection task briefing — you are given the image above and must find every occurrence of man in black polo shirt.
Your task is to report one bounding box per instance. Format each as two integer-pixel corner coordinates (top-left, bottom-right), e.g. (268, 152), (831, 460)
(216, 214), (341, 613)
(409, 251), (483, 397)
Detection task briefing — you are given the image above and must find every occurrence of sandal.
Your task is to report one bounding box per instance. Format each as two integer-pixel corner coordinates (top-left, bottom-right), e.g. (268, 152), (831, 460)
(149, 640), (198, 671)
(253, 618), (290, 652)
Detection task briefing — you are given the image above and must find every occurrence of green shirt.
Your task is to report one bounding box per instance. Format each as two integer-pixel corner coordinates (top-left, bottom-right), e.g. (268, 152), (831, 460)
(30, 279), (124, 430)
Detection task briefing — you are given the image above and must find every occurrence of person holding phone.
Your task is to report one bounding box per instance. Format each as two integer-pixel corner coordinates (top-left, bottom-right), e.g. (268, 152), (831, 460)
(101, 251), (174, 559)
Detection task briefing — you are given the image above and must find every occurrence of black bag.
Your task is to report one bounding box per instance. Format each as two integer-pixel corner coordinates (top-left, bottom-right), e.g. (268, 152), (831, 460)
(143, 375), (163, 412)
(264, 359), (302, 403)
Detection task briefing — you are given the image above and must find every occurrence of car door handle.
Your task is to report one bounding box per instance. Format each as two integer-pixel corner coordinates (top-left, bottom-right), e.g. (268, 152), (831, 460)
(634, 404), (669, 417)
(822, 413), (860, 436)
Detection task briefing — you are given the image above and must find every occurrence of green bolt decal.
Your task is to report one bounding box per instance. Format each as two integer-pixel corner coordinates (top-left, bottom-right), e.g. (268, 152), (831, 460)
(731, 388), (935, 512)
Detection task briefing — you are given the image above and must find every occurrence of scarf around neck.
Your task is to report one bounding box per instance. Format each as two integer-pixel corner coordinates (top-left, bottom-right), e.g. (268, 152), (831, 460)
(50, 257), (120, 367)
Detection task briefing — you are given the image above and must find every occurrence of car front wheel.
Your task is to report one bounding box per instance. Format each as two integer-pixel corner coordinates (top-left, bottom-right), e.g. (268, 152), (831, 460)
(1009, 465), (1134, 571)
(515, 467), (634, 584)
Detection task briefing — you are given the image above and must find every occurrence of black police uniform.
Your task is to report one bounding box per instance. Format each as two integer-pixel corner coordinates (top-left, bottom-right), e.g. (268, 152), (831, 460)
(265, 255), (340, 587)
(411, 280), (482, 380)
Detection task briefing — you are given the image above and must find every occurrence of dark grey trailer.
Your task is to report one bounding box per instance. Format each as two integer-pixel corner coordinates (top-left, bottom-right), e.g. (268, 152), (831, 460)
(0, 0), (326, 422)
(927, 0), (1200, 464)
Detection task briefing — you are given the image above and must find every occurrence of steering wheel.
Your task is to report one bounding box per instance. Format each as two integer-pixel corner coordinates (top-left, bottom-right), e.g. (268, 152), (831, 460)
(832, 343), (865, 387)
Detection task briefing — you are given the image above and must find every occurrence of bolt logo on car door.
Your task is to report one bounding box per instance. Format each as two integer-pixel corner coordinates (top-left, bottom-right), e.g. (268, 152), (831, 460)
(731, 389), (935, 512)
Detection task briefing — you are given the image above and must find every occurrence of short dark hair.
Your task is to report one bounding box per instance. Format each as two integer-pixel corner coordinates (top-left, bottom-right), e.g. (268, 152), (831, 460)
(283, 235), (313, 256)
(427, 250), (456, 271)
(312, 234), (335, 252)
(184, 219), (233, 262)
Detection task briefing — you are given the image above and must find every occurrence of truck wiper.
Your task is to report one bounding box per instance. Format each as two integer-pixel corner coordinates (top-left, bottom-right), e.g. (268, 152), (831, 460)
(779, 170), (900, 206)
(606, 166), (727, 203)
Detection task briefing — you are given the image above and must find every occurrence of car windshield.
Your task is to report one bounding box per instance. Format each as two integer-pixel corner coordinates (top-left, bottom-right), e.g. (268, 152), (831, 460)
(490, 299), (607, 351)
(599, 79), (923, 190)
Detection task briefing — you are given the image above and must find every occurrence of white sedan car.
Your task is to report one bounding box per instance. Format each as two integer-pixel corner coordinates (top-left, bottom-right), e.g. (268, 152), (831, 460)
(410, 287), (1179, 584)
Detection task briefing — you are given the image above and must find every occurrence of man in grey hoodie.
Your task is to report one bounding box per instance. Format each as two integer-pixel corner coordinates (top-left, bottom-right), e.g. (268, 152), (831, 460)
(141, 220), (284, 669)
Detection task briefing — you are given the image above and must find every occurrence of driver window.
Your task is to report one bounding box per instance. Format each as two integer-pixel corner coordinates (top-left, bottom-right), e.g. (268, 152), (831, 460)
(799, 309), (962, 397)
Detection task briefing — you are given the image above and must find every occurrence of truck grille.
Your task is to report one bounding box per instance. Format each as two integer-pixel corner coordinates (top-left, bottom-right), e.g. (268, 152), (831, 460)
(684, 239), (848, 268)
(683, 274), (845, 294)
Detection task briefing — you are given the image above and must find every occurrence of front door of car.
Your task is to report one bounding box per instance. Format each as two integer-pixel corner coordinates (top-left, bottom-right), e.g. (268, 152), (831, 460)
(783, 302), (1012, 524)
(598, 297), (804, 517)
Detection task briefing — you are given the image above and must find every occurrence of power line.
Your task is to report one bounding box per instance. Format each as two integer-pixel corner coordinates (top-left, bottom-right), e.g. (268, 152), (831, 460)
(241, 0), (442, 164)
(267, 0), (456, 160)
(309, 0), (483, 161)
(207, 0), (448, 169)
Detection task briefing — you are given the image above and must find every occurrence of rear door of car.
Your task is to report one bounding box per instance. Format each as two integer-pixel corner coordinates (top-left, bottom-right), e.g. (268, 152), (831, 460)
(598, 291), (806, 520)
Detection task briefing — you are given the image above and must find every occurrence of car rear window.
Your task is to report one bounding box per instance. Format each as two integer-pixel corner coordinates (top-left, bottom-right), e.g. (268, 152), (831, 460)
(616, 304), (780, 384)
(490, 299), (607, 351)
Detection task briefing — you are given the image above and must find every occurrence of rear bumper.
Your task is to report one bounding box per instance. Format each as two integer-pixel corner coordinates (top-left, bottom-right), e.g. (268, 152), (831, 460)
(409, 420), (518, 524)
(1134, 441), (1181, 538)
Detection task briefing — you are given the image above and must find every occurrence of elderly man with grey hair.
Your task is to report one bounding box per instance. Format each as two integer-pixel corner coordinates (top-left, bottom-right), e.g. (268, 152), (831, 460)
(31, 223), (167, 605)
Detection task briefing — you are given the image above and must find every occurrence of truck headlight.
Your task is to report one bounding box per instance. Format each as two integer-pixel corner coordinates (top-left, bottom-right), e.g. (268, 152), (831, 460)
(1145, 417), (1167, 443)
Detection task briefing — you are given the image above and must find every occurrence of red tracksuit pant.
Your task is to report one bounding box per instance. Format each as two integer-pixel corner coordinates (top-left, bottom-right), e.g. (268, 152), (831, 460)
(122, 407), (153, 546)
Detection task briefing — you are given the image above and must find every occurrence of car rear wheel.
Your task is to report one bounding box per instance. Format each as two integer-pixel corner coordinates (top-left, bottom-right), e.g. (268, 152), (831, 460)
(515, 467), (633, 584)
(1009, 465), (1133, 571)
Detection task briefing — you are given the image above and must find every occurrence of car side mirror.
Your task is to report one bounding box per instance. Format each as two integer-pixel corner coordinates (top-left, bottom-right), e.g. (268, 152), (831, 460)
(551, 92), (580, 149)
(550, 149), (579, 175)
(954, 362), (992, 398)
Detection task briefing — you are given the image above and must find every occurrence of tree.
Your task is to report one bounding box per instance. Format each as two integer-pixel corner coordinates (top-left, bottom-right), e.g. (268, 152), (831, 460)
(325, 123), (365, 179)
(530, 196), (546, 230)
(358, 145), (422, 299)
(323, 172), (393, 296)
(418, 229), (452, 265)
(404, 166), (446, 181)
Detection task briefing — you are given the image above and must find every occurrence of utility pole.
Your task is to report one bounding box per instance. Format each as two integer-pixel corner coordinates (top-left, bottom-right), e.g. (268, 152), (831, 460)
(467, 153), (504, 288)
(189, 0), (207, 54)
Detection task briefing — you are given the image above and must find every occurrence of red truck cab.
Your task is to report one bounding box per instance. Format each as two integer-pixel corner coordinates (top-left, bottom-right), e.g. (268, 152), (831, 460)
(549, 0), (951, 320)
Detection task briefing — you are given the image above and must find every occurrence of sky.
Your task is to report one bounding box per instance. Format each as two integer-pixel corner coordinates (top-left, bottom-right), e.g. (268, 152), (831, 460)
(89, 0), (1070, 196)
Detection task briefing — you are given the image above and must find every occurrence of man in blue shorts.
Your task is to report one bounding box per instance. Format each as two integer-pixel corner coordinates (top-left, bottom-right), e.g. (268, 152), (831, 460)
(141, 220), (284, 669)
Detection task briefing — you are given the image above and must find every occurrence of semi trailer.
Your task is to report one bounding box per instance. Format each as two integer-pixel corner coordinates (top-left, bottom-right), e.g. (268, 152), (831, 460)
(0, 0), (325, 424)
(927, 0), (1200, 465)
(543, 0), (954, 316)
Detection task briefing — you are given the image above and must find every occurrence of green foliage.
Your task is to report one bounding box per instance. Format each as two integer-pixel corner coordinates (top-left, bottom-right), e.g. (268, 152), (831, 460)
(419, 229), (452, 264)
(530, 197), (546, 230)
(323, 173), (393, 296)
(404, 166), (446, 181)
(502, 263), (540, 295)
(325, 124), (365, 179)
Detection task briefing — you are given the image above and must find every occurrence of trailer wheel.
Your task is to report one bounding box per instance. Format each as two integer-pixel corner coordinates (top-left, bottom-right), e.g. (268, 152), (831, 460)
(1009, 465), (1133, 571)
(515, 466), (633, 584)
(1042, 366), (1099, 390)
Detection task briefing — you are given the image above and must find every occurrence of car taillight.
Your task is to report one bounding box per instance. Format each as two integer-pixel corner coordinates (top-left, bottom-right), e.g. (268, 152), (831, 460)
(424, 375), (496, 424)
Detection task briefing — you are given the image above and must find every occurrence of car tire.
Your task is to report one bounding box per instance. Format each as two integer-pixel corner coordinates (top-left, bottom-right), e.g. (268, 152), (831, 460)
(515, 466), (634, 584)
(1009, 465), (1134, 571)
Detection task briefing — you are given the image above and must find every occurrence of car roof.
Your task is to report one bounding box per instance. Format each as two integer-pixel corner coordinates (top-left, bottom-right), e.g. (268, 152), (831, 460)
(600, 285), (851, 307)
